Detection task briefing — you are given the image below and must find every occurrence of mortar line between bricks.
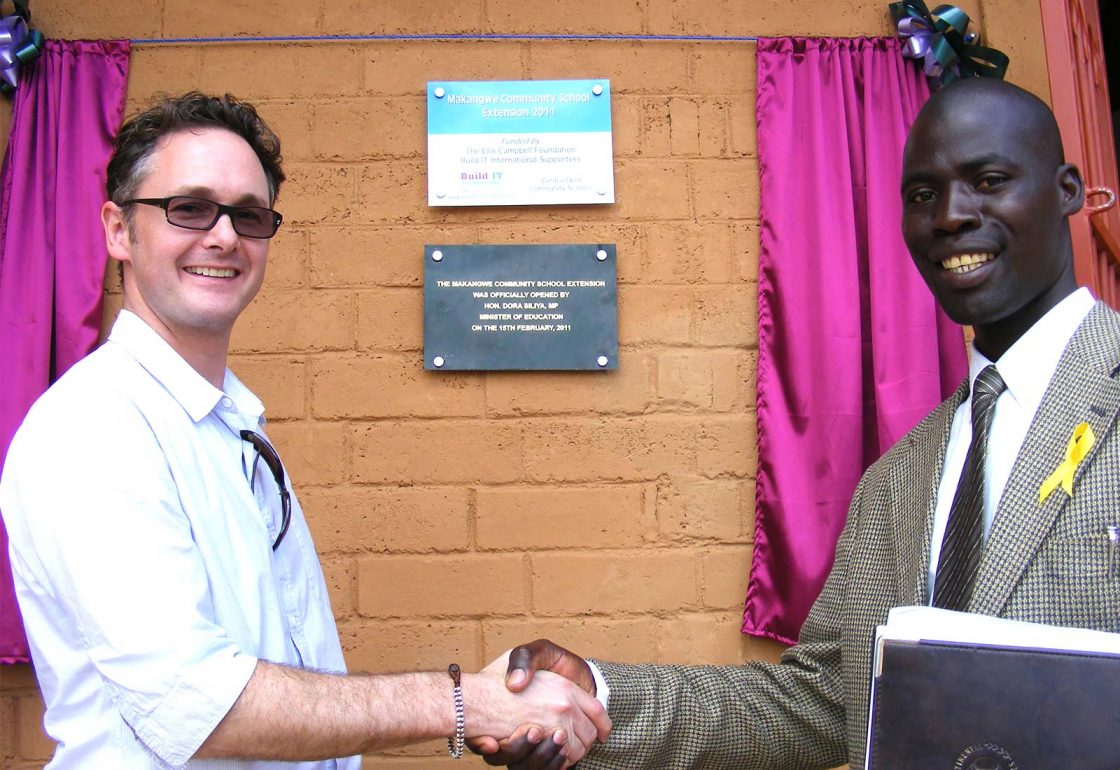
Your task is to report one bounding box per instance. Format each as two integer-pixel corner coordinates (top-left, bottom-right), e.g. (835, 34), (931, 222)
(131, 32), (761, 45)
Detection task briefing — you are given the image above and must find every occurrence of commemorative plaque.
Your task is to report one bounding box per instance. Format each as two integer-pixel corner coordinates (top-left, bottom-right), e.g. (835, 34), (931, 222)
(424, 244), (618, 371)
(427, 79), (615, 207)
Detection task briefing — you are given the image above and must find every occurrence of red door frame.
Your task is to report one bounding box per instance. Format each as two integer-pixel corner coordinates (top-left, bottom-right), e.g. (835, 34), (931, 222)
(1041, 0), (1120, 308)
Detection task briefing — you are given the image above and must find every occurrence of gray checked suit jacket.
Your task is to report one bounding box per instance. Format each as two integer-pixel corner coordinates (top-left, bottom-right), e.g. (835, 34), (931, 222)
(583, 301), (1120, 770)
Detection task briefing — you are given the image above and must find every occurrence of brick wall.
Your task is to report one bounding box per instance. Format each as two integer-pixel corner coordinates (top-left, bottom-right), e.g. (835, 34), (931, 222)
(0, 1), (1048, 767)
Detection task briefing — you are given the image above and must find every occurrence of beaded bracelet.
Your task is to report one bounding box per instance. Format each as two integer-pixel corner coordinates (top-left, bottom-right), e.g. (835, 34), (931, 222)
(447, 663), (465, 758)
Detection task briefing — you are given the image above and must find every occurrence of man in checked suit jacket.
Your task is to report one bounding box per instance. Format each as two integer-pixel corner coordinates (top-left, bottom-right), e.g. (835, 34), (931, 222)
(473, 77), (1120, 769)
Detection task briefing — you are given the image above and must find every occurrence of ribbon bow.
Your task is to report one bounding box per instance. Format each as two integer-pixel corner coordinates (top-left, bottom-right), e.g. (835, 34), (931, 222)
(1038, 422), (1096, 504)
(889, 0), (1009, 87)
(0, 0), (44, 95)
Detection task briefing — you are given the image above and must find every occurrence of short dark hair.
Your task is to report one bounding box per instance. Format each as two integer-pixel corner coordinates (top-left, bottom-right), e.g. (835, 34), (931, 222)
(106, 91), (285, 206)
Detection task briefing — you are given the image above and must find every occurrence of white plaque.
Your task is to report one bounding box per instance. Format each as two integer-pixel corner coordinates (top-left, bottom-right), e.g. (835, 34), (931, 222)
(427, 79), (615, 207)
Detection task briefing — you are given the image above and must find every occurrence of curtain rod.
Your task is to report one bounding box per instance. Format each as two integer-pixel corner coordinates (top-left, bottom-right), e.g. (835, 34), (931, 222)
(130, 32), (761, 45)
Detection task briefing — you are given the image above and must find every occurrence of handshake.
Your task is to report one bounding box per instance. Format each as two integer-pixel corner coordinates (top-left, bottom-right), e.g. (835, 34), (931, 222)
(469, 639), (602, 769)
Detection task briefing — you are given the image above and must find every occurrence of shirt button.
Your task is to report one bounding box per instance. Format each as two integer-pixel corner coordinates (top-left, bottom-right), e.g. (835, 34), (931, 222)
(221, 396), (233, 409)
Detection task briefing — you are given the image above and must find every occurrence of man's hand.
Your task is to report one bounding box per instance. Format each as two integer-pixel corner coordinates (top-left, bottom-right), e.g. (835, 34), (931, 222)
(466, 650), (609, 768)
(472, 723), (570, 769)
(505, 639), (595, 696)
(470, 640), (600, 768)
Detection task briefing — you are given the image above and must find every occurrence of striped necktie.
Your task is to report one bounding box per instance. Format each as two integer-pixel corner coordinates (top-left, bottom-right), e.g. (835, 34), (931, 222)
(933, 365), (1007, 611)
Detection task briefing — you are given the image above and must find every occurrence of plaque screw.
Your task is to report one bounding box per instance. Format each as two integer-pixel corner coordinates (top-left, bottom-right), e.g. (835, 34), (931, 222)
(434, 87), (446, 98)
(596, 355), (609, 367)
(596, 249), (608, 261)
(592, 84), (604, 96)
(597, 189), (607, 196)
(433, 356), (446, 367)
(436, 192), (446, 199)
(432, 250), (444, 262)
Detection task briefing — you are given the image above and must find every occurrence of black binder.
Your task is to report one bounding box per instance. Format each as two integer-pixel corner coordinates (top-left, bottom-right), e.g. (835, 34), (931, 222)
(867, 638), (1120, 769)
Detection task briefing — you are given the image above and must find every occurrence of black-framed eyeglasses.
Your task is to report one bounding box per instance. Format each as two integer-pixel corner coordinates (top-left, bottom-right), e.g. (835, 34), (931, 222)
(240, 430), (292, 550)
(123, 195), (283, 239)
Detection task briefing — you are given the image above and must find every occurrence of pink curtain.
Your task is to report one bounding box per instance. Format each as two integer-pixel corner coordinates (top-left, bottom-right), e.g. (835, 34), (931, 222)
(0, 40), (130, 663)
(744, 37), (967, 645)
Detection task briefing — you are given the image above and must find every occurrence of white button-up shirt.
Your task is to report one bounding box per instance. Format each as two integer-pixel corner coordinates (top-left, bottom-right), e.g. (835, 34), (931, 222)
(927, 287), (1096, 595)
(1, 310), (360, 770)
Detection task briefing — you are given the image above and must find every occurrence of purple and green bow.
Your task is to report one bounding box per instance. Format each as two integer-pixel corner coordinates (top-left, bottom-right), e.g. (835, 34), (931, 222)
(0, 0), (44, 95)
(889, 0), (1009, 87)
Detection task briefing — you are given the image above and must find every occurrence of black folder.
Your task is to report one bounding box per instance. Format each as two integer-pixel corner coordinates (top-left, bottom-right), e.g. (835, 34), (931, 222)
(867, 638), (1120, 769)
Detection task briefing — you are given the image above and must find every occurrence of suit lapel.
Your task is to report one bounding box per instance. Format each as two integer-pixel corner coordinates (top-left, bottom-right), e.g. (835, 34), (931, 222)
(971, 303), (1120, 617)
(891, 382), (966, 605)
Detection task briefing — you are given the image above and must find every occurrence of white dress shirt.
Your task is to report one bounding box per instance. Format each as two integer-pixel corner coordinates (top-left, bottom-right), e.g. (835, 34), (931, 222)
(926, 287), (1096, 599)
(1, 310), (360, 770)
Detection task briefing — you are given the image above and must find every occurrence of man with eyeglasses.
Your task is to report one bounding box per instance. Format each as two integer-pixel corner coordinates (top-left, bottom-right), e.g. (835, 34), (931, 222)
(0, 92), (608, 769)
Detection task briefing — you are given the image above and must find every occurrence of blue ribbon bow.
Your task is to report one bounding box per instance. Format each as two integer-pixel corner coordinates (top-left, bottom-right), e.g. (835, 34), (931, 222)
(0, 0), (44, 94)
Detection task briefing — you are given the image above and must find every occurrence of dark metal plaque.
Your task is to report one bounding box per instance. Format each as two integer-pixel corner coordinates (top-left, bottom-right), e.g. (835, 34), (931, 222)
(424, 244), (618, 370)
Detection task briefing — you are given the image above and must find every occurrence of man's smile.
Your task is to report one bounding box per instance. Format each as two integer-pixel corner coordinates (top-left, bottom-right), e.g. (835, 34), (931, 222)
(184, 266), (239, 278)
(940, 252), (996, 274)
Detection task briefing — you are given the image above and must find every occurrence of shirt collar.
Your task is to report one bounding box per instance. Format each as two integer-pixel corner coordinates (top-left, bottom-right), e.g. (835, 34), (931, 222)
(107, 310), (264, 425)
(968, 287), (1095, 410)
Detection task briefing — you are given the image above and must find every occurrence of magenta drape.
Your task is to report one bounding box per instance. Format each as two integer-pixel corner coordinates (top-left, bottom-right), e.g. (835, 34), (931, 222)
(745, 38), (967, 645)
(0, 40), (130, 663)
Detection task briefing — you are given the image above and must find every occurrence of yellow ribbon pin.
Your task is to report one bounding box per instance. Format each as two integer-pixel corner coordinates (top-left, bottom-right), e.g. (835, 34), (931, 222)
(1038, 422), (1096, 503)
